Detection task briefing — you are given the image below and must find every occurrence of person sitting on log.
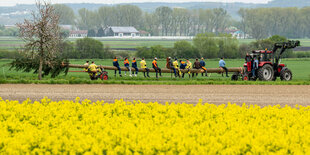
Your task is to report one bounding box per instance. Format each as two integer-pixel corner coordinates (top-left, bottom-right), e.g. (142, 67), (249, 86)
(113, 56), (122, 77)
(152, 57), (162, 78)
(219, 57), (229, 77)
(186, 59), (192, 78)
(167, 57), (176, 77)
(180, 60), (187, 78)
(140, 57), (150, 78)
(173, 58), (181, 77)
(132, 58), (138, 77)
(192, 58), (200, 77)
(83, 60), (89, 72)
(200, 57), (208, 77)
(124, 57), (132, 77)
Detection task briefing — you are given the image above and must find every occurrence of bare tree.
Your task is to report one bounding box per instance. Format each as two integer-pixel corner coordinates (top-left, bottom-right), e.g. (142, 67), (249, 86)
(16, 0), (61, 80)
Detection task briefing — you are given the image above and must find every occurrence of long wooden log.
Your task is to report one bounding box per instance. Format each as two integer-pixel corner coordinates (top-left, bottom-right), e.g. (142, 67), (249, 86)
(66, 64), (243, 73)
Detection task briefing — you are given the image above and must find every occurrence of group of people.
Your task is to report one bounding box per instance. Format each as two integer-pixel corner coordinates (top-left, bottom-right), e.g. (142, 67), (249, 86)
(83, 57), (229, 79)
(245, 53), (259, 77)
(111, 57), (229, 78)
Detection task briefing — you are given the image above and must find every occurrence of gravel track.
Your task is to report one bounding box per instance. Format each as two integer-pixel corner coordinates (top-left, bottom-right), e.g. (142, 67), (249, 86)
(0, 84), (309, 106)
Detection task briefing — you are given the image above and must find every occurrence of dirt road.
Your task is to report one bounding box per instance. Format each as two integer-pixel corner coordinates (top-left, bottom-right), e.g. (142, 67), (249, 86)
(0, 84), (309, 106)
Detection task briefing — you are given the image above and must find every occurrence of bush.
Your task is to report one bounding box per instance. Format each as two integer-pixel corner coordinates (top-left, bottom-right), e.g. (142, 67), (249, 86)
(76, 37), (104, 59)
(173, 40), (200, 58)
(0, 50), (20, 59)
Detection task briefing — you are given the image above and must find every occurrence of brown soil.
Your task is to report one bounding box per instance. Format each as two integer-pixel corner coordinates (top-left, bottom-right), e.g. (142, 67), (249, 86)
(0, 84), (309, 106)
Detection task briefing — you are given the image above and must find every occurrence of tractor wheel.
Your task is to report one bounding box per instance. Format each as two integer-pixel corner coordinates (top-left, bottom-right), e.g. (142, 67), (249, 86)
(231, 72), (239, 81)
(280, 69), (292, 81)
(100, 74), (109, 80)
(258, 64), (274, 81)
(242, 73), (249, 81)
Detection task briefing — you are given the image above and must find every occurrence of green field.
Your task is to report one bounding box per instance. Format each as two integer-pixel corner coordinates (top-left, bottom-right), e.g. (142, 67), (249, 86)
(1, 59), (309, 84)
(1, 37), (310, 50)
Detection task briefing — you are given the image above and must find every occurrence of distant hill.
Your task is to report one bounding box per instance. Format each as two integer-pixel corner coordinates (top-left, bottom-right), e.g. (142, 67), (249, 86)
(1, 0), (310, 25)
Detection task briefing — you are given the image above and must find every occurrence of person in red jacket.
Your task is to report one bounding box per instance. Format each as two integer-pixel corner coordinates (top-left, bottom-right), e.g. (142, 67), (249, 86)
(245, 53), (252, 72)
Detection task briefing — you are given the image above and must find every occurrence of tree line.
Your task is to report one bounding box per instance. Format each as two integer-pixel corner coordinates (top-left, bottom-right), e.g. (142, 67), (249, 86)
(238, 7), (310, 39)
(54, 4), (310, 39)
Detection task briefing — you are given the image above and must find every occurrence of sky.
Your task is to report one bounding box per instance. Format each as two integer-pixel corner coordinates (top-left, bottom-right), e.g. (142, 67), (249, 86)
(0, 0), (272, 6)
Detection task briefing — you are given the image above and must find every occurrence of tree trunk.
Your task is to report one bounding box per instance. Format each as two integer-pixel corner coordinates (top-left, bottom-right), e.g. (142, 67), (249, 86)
(38, 56), (43, 80)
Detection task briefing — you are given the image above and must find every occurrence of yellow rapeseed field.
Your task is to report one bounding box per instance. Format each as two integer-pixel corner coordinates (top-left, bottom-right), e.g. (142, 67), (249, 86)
(0, 97), (310, 154)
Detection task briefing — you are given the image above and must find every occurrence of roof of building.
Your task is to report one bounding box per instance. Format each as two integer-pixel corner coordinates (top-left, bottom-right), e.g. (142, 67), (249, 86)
(110, 27), (139, 33)
(70, 30), (88, 35)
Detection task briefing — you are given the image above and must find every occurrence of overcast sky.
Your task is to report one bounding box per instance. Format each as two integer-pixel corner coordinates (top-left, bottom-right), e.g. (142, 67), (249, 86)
(0, 0), (272, 6)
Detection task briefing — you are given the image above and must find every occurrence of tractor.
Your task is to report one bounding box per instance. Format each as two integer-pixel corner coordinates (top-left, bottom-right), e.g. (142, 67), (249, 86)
(88, 67), (109, 80)
(232, 40), (300, 81)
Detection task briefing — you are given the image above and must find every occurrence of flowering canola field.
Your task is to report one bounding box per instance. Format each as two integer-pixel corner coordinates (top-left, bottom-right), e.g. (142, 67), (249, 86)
(0, 97), (310, 154)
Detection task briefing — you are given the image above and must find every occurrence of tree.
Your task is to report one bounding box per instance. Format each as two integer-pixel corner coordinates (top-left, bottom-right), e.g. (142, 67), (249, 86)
(53, 4), (75, 25)
(12, 1), (65, 80)
(155, 6), (173, 36)
(75, 38), (104, 59)
(193, 33), (219, 59)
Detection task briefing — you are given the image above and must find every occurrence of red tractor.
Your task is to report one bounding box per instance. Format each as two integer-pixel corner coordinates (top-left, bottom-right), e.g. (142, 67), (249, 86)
(232, 40), (300, 81)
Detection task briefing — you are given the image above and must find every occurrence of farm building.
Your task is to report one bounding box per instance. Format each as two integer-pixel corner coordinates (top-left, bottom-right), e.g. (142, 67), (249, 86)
(103, 26), (140, 37)
(69, 30), (88, 38)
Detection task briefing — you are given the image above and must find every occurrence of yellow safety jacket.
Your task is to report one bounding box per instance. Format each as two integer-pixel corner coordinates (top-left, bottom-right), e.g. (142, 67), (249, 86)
(140, 60), (147, 69)
(88, 64), (98, 72)
(173, 60), (179, 68)
(186, 61), (192, 69)
(84, 63), (89, 71)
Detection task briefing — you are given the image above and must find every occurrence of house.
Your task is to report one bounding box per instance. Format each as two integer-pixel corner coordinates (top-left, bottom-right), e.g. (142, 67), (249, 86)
(69, 30), (88, 38)
(139, 30), (151, 37)
(103, 26), (139, 37)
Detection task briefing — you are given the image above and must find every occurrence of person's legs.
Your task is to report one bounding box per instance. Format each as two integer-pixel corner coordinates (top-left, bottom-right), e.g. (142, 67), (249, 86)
(252, 68), (255, 77)
(146, 68), (150, 77)
(158, 68), (162, 76)
(154, 67), (158, 78)
(223, 67), (228, 77)
(135, 67), (138, 75)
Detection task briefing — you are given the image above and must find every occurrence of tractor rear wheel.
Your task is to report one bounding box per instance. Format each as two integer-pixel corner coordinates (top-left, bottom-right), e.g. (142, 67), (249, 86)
(258, 64), (274, 81)
(280, 69), (292, 81)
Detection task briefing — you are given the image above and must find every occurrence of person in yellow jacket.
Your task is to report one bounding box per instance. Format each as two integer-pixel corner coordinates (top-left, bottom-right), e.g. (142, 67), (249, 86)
(88, 61), (100, 80)
(173, 58), (181, 77)
(140, 57), (150, 78)
(83, 60), (89, 72)
(186, 59), (192, 78)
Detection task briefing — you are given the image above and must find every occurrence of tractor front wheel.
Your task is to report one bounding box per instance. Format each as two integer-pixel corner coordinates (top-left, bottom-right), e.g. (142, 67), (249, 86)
(280, 69), (292, 81)
(258, 64), (274, 81)
(231, 72), (240, 81)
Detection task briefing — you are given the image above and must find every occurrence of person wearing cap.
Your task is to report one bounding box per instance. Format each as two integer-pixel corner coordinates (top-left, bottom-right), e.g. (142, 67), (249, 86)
(179, 60), (187, 78)
(124, 57), (132, 77)
(113, 56), (122, 77)
(200, 57), (207, 77)
(152, 57), (161, 78)
(173, 58), (181, 77)
(192, 58), (200, 77)
(132, 58), (138, 77)
(186, 59), (192, 78)
(140, 57), (150, 78)
(219, 57), (229, 77)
